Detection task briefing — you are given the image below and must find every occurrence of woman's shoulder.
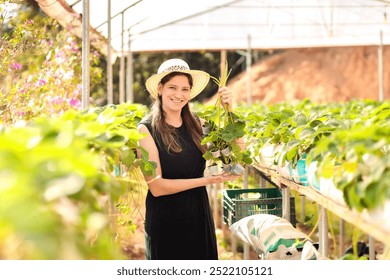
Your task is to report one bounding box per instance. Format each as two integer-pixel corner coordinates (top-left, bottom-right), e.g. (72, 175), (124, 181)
(137, 116), (153, 135)
(138, 116), (152, 127)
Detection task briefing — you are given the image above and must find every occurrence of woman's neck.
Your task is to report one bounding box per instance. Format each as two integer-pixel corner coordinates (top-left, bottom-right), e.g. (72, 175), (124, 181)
(164, 112), (182, 127)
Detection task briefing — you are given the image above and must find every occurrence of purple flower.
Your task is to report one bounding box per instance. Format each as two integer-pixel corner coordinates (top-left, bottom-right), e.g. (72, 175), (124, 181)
(54, 51), (66, 64)
(37, 79), (47, 86)
(69, 98), (81, 109)
(48, 96), (65, 105)
(25, 19), (34, 25)
(11, 63), (22, 70)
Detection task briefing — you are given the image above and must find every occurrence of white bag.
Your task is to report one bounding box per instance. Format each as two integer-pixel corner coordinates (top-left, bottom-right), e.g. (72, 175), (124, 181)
(230, 214), (315, 260)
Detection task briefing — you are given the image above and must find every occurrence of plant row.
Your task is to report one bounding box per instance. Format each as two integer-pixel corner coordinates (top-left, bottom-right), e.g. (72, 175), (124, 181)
(232, 99), (390, 223)
(0, 103), (154, 259)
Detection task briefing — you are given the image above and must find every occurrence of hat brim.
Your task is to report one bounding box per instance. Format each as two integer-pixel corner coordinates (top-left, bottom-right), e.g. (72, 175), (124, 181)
(146, 70), (210, 100)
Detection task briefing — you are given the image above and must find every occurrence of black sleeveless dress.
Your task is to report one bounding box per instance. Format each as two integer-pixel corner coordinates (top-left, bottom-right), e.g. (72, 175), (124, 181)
(141, 120), (218, 260)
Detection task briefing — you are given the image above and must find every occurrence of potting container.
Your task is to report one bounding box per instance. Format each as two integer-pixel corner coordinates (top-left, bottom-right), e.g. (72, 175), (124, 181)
(223, 188), (296, 227)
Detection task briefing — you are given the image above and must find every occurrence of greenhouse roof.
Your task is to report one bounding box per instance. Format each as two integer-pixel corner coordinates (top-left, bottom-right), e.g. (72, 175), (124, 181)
(54, 0), (390, 54)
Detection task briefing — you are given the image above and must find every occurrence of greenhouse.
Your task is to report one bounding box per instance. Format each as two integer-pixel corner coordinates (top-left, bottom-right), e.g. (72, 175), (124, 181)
(1, 0), (390, 269)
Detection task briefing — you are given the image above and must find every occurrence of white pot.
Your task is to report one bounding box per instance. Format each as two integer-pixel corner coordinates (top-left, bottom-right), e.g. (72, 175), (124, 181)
(319, 177), (346, 206)
(222, 162), (232, 173)
(211, 149), (221, 158)
(258, 143), (280, 170)
(206, 142), (215, 149)
(306, 161), (320, 190)
(208, 165), (219, 176)
(221, 146), (231, 156)
(202, 125), (211, 135)
(230, 163), (245, 175)
(277, 161), (292, 180)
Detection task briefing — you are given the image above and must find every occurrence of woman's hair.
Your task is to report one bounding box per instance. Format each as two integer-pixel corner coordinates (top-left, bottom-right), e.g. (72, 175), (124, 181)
(149, 72), (205, 153)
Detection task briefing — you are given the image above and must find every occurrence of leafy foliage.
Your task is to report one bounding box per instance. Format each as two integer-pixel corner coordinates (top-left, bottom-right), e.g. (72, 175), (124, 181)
(0, 103), (154, 259)
(195, 62), (252, 175)
(240, 99), (390, 212)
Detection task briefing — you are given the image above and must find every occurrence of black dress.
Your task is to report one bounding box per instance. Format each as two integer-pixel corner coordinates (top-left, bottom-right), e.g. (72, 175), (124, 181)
(140, 120), (218, 260)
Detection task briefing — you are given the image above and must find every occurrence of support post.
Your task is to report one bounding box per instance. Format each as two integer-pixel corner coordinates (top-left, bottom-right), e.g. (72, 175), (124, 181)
(126, 34), (134, 103)
(107, 0), (113, 104)
(81, 0), (90, 110)
(318, 206), (329, 257)
(378, 30), (384, 101)
(369, 236), (375, 260)
(246, 34), (252, 105)
(300, 195), (306, 226)
(243, 166), (250, 260)
(119, 12), (125, 104)
(282, 186), (291, 222)
(339, 218), (345, 257)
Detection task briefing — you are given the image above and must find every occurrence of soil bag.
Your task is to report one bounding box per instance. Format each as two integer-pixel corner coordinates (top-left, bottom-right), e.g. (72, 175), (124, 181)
(230, 213), (319, 260)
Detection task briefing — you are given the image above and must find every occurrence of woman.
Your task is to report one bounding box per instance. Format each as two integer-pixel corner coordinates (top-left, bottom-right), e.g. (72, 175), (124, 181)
(138, 58), (240, 260)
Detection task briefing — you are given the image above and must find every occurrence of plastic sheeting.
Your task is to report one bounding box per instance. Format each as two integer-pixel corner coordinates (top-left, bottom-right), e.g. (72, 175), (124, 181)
(65, 0), (390, 52)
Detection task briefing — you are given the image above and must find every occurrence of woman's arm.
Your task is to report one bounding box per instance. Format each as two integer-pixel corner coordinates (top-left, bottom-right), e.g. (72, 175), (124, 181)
(137, 124), (240, 197)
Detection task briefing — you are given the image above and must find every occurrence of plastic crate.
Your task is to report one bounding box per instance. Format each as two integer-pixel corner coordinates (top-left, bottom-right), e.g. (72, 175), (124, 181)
(223, 188), (296, 227)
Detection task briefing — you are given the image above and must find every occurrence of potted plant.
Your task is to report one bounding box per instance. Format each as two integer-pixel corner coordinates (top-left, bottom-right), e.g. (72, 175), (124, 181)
(198, 61), (252, 175)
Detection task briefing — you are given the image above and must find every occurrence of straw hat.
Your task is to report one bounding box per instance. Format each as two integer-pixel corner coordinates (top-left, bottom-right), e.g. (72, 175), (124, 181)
(146, 58), (210, 99)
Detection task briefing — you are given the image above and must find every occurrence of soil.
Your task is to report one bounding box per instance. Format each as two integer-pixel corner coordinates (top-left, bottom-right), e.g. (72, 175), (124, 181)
(120, 215), (146, 260)
(224, 46), (390, 104)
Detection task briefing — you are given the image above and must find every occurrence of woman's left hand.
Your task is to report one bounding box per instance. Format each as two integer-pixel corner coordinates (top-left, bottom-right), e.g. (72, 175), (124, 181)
(218, 87), (233, 109)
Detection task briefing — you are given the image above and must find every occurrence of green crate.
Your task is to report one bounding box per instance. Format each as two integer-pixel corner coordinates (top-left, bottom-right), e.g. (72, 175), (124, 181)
(223, 188), (296, 227)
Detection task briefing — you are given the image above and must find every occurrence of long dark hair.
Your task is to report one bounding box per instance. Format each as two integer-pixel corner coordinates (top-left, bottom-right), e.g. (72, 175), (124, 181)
(148, 72), (205, 153)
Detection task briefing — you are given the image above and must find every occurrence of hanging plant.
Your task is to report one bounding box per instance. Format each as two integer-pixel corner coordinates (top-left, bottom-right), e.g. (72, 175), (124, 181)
(198, 61), (252, 175)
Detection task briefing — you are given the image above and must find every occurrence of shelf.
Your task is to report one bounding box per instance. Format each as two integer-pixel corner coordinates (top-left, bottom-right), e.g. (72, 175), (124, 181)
(252, 164), (390, 248)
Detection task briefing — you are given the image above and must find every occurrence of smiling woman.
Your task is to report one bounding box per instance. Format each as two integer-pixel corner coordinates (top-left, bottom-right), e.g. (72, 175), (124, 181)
(137, 58), (241, 260)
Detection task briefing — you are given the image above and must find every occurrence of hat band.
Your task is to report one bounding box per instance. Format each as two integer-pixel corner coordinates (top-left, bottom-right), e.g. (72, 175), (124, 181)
(162, 65), (189, 73)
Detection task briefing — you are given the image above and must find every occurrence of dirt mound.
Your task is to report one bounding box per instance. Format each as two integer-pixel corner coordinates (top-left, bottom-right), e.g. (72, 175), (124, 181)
(227, 46), (389, 104)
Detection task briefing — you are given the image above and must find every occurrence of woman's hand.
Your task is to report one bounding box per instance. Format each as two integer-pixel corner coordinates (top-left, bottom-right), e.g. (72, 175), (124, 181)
(206, 172), (241, 184)
(218, 86), (233, 110)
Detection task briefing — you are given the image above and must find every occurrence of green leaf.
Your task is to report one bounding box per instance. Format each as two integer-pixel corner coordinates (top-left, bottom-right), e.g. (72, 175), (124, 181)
(286, 139), (300, 150)
(341, 161), (358, 173)
(320, 158), (335, 178)
(309, 119), (324, 128)
(362, 181), (383, 210)
(120, 148), (136, 166)
(141, 161), (157, 176)
(294, 113), (308, 126)
(344, 183), (363, 211)
(299, 127), (316, 139)
(286, 146), (298, 161)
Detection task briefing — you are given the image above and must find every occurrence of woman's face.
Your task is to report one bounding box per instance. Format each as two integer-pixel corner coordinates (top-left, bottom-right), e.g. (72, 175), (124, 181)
(159, 74), (191, 112)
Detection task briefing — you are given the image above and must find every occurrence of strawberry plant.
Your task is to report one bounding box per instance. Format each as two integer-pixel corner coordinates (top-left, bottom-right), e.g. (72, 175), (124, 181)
(196, 61), (252, 175)
(0, 103), (155, 259)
